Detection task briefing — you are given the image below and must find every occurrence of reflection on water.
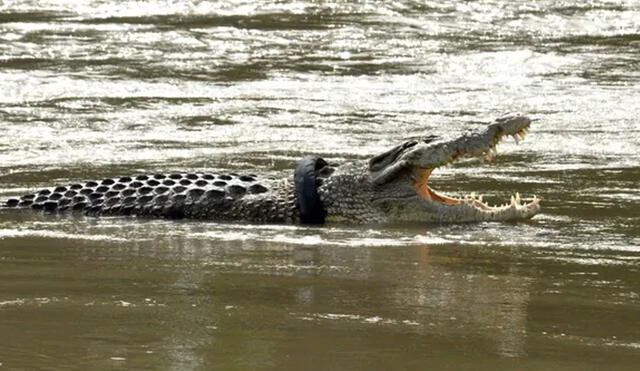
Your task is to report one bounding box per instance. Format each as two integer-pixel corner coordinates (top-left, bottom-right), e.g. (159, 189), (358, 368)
(1, 0), (639, 369)
(1, 214), (638, 369)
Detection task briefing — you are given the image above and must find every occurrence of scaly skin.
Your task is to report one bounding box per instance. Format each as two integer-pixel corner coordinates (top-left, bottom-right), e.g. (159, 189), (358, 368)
(2, 113), (540, 223)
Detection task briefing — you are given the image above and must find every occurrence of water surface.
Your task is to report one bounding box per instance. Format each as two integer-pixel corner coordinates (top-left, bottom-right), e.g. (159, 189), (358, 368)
(1, 1), (639, 369)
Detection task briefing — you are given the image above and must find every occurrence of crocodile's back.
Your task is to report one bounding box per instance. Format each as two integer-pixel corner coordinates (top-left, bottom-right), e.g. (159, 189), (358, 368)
(4, 172), (299, 222)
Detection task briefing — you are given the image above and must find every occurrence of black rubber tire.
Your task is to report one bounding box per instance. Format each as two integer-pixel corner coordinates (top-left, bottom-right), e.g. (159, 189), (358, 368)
(294, 156), (327, 224)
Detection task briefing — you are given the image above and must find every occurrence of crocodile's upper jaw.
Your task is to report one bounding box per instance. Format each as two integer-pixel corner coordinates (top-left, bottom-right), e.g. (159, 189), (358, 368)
(369, 113), (541, 222)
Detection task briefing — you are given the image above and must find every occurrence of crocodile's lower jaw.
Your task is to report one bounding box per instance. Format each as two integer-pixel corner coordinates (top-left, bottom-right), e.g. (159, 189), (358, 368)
(413, 167), (540, 218)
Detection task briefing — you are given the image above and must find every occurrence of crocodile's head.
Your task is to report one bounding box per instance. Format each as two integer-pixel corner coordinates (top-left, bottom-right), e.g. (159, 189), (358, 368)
(366, 113), (540, 222)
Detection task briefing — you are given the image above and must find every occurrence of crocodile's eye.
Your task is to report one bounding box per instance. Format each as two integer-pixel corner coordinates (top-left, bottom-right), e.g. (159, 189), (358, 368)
(369, 135), (440, 173)
(369, 140), (417, 172)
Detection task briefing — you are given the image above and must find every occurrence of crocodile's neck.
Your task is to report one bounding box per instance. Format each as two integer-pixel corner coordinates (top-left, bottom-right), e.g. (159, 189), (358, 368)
(317, 169), (384, 224)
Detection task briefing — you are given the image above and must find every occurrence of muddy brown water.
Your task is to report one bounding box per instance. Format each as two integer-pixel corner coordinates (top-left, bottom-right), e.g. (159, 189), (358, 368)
(1, 1), (639, 370)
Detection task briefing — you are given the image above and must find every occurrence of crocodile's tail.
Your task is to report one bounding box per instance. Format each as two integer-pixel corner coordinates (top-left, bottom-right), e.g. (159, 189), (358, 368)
(3, 172), (268, 218)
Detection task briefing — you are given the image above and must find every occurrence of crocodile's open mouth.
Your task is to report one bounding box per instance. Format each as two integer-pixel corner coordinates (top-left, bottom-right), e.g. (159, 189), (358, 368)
(411, 125), (540, 216)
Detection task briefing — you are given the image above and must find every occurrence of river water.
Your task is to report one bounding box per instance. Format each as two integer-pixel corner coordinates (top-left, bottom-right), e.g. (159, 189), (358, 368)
(0, 1), (639, 369)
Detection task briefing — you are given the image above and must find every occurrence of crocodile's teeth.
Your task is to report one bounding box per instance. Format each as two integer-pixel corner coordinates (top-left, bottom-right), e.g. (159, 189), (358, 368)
(512, 134), (520, 144)
(516, 192), (521, 204)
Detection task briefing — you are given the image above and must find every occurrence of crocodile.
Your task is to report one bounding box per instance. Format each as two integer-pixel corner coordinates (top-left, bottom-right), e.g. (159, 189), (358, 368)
(2, 113), (540, 224)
